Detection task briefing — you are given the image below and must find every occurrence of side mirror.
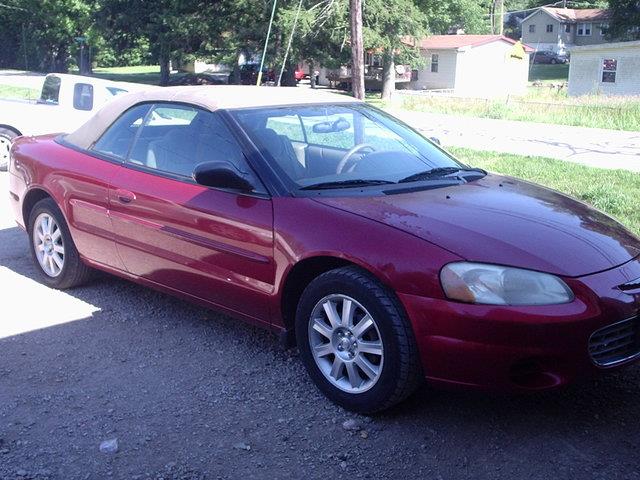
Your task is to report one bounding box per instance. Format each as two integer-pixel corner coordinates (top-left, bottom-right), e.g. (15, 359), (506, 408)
(193, 161), (255, 192)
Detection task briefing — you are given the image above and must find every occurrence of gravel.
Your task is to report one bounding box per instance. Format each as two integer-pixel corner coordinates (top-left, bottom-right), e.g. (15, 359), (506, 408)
(1, 172), (640, 479)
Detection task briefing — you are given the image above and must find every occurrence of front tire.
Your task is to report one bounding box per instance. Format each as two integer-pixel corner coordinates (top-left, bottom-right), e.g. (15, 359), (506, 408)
(0, 127), (18, 172)
(28, 198), (93, 289)
(295, 266), (422, 413)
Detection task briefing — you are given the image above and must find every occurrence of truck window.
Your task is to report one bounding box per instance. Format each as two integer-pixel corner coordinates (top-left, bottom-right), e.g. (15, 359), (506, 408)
(40, 76), (61, 104)
(73, 83), (94, 111)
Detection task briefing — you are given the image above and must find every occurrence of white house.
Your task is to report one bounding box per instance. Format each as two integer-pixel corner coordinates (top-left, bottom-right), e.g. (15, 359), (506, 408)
(406, 35), (533, 97)
(568, 40), (640, 96)
(520, 7), (611, 54)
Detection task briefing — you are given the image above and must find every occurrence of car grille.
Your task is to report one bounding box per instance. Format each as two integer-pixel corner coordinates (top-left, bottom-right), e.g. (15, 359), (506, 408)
(589, 316), (640, 367)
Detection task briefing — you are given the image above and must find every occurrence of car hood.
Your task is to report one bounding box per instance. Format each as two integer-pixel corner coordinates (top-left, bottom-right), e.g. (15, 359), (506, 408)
(313, 174), (640, 277)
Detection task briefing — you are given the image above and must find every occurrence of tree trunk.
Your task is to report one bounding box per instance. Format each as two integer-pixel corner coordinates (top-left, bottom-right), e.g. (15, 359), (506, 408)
(381, 49), (395, 100)
(309, 60), (316, 89)
(231, 49), (242, 85)
(349, 0), (365, 99)
(159, 53), (170, 86)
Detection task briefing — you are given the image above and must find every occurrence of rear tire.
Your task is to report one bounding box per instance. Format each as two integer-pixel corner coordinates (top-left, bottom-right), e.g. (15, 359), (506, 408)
(295, 266), (422, 413)
(0, 127), (18, 172)
(28, 198), (93, 289)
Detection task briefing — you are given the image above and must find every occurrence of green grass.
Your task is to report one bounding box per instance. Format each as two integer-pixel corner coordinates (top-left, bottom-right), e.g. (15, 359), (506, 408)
(0, 84), (38, 101)
(449, 146), (640, 235)
(399, 92), (640, 131)
(528, 63), (569, 83)
(69, 65), (165, 85)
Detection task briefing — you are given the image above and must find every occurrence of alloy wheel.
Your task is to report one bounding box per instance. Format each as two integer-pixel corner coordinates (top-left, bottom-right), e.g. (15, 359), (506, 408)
(0, 135), (11, 166)
(33, 213), (65, 277)
(308, 294), (384, 393)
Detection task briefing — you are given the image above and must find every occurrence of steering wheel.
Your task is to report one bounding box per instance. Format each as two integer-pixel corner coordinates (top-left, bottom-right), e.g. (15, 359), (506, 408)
(336, 144), (376, 174)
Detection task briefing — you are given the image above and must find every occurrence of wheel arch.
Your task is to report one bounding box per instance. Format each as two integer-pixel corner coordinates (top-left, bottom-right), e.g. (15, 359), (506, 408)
(22, 187), (55, 229)
(0, 125), (23, 137)
(279, 255), (393, 344)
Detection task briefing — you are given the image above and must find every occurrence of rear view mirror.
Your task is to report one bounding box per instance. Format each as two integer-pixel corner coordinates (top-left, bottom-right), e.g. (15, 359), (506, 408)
(193, 161), (255, 192)
(312, 117), (351, 134)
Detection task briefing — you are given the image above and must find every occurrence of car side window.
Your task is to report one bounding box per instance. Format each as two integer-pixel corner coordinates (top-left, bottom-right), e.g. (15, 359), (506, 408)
(40, 76), (61, 104)
(128, 103), (266, 193)
(92, 104), (152, 159)
(73, 83), (94, 111)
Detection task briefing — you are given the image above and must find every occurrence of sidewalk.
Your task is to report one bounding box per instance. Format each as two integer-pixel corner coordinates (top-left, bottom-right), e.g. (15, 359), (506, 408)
(389, 109), (640, 172)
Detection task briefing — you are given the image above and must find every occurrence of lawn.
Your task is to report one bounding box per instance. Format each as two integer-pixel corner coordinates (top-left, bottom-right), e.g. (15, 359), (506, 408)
(85, 65), (163, 85)
(0, 84), (39, 101)
(449, 146), (640, 235)
(528, 63), (569, 83)
(397, 91), (640, 131)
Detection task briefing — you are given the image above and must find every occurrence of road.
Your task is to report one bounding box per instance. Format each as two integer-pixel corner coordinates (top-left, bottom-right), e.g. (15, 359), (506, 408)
(390, 108), (640, 172)
(1, 171), (640, 479)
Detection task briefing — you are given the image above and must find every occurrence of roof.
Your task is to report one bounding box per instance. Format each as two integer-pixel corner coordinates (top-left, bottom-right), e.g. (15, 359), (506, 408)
(403, 35), (534, 53)
(569, 39), (640, 52)
(64, 85), (361, 150)
(523, 7), (610, 23)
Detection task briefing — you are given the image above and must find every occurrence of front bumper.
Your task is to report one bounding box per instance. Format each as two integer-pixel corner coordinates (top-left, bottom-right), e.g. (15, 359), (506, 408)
(399, 257), (640, 392)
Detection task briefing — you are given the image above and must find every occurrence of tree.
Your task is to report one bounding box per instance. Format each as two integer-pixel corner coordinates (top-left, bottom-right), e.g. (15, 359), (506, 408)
(350, 0), (365, 99)
(363, 0), (427, 99)
(0, 0), (94, 72)
(607, 0), (640, 40)
(418, 0), (491, 35)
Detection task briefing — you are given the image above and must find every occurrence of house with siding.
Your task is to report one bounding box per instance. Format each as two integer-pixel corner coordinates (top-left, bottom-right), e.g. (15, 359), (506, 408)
(405, 35), (533, 97)
(521, 7), (611, 53)
(568, 40), (640, 96)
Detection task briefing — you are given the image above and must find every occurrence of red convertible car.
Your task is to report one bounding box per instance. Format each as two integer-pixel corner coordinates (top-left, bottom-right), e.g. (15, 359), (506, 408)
(8, 86), (640, 412)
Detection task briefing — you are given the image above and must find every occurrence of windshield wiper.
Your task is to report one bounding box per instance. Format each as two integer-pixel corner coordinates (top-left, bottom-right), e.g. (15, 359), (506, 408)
(300, 179), (396, 190)
(398, 166), (486, 183)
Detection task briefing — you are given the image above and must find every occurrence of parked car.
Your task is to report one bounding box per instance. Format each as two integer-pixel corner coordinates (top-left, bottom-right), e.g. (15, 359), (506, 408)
(531, 50), (569, 64)
(227, 64), (275, 85)
(8, 86), (640, 413)
(0, 73), (143, 171)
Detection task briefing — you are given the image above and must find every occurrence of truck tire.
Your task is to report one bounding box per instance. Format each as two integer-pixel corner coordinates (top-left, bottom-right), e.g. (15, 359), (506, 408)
(0, 127), (19, 172)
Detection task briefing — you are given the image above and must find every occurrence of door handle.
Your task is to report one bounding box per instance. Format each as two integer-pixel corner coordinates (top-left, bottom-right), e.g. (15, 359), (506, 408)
(115, 189), (136, 204)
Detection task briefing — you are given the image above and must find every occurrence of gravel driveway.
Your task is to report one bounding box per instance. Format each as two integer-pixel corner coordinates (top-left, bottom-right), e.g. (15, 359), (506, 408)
(1, 171), (639, 480)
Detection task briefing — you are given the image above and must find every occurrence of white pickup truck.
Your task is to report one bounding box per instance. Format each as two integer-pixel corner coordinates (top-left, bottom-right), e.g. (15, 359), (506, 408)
(0, 73), (145, 170)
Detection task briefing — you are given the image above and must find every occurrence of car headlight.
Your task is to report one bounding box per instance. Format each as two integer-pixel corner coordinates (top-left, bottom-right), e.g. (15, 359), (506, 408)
(440, 262), (574, 306)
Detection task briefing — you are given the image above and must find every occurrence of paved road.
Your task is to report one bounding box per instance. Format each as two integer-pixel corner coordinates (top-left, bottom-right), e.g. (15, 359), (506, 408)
(391, 108), (640, 172)
(1, 171), (640, 479)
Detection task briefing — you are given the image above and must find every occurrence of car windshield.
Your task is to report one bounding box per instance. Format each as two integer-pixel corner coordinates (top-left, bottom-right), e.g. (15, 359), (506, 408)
(232, 104), (477, 190)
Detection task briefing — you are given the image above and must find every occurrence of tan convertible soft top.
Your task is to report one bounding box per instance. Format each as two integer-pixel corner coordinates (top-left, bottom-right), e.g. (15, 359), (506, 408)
(65, 85), (361, 150)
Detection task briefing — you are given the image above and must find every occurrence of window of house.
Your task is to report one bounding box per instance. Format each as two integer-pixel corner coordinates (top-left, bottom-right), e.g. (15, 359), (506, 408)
(365, 53), (382, 67)
(546, 24), (554, 33)
(431, 54), (439, 73)
(564, 24), (571, 33)
(602, 59), (617, 83)
(599, 23), (608, 35)
(577, 23), (592, 36)
(528, 24), (536, 33)
(73, 83), (94, 111)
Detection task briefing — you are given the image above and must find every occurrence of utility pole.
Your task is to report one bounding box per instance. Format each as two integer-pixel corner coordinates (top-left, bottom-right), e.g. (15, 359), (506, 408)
(349, 0), (365, 100)
(499, 0), (504, 35)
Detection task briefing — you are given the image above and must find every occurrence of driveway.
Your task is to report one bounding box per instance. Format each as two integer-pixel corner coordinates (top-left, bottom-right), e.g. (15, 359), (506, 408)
(1, 171), (640, 479)
(390, 109), (640, 172)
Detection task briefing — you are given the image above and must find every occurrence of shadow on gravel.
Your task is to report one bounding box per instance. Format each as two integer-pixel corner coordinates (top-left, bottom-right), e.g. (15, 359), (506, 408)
(1, 223), (640, 479)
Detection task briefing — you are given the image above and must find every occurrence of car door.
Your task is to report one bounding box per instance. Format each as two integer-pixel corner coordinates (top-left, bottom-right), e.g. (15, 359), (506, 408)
(107, 103), (275, 324)
(65, 102), (153, 271)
